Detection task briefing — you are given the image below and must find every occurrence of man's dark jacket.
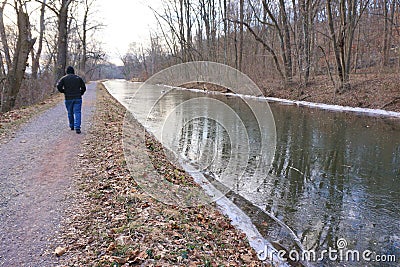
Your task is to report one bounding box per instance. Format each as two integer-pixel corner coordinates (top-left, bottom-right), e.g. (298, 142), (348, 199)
(57, 67), (86, 100)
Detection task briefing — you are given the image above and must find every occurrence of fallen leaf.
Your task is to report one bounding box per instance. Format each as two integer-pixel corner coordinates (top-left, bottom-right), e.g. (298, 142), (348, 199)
(54, 246), (67, 257)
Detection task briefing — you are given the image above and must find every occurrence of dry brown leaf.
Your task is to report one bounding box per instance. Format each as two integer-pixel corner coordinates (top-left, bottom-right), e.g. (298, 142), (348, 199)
(54, 246), (67, 257)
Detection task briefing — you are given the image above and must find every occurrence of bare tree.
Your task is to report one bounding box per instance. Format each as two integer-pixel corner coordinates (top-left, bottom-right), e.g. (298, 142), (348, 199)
(297, 0), (320, 85)
(31, 0), (46, 79)
(76, 0), (102, 78)
(57, 0), (73, 81)
(383, 0), (396, 67)
(0, 1), (12, 71)
(326, 0), (368, 91)
(35, 0), (73, 81)
(278, 0), (293, 82)
(2, 0), (36, 112)
(238, 0), (244, 70)
(244, 0), (294, 83)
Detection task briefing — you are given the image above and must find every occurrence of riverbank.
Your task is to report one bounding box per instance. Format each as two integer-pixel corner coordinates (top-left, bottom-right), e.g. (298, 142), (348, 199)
(263, 73), (400, 112)
(182, 72), (400, 113)
(261, 73), (400, 113)
(58, 84), (265, 266)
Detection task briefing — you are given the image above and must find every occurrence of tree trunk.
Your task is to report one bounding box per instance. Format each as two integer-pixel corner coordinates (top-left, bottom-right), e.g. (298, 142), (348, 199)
(79, 0), (89, 78)
(210, 0), (217, 60)
(141, 46), (148, 77)
(326, 0), (344, 89)
(0, 1), (11, 71)
(343, 0), (357, 82)
(238, 0), (244, 71)
(55, 0), (72, 83)
(262, 0), (292, 82)
(179, 0), (186, 61)
(301, 0), (311, 84)
(279, 0), (292, 82)
(234, 18), (238, 69)
(185, 0), (192, 61)
(2, 4), (36, 112)
(222, 0), (227, 64)
(32, 0), (46, 79)
(383, 0), (396, 67)
(0, 50), (5, 77)
(201, 0), (211, 61)
(389, 0), (396, 65)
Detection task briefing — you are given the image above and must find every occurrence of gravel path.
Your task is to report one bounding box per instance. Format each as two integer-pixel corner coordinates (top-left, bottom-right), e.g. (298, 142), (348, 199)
(0, 82), (96, 266)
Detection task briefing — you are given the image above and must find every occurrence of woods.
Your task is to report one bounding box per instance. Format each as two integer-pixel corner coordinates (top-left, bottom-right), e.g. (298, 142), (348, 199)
(0, 0), (105, 112)
(1, 0), (399, 112)
(121, 0), (399, 98)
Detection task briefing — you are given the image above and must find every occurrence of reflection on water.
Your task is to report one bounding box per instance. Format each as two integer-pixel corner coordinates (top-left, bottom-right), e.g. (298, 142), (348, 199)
(105, 80), (400, 266)
(269, 105), (400, 264)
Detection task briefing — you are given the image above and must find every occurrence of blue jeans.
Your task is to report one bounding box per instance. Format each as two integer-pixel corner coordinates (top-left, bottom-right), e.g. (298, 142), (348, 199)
(65, 99), (82, 129)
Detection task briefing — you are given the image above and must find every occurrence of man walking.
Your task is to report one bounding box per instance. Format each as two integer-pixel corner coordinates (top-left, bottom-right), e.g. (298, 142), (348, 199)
(57, 66), (86, 134)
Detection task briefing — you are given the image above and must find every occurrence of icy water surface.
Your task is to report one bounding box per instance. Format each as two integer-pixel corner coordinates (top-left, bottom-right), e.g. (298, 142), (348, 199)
(105, 80), (399, 266)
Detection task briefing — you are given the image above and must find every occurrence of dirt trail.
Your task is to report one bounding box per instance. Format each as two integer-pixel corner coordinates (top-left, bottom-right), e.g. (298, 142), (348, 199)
(0, 82), (96, 266)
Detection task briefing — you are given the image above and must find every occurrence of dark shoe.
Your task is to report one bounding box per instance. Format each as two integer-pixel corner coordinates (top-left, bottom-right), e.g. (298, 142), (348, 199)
(76, 129), (81, 134)
(70, 127), (74, 130)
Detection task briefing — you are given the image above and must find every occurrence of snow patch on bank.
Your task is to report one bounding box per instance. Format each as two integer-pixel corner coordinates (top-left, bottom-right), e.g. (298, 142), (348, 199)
(266, 97), (400, 117)
(173, 86), (400, 118)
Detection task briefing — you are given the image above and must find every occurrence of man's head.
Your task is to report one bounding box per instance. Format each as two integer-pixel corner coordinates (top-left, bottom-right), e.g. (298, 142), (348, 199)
(66, 66), (75, 74)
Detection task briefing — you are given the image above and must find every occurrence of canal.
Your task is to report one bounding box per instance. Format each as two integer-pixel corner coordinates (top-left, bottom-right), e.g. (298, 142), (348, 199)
(105, 79), (399, 266)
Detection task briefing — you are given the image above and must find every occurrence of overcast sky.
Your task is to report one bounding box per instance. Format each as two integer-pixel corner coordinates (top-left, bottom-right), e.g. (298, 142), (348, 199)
(97, 0), (162, 65)
(2, 0), (161, 66)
